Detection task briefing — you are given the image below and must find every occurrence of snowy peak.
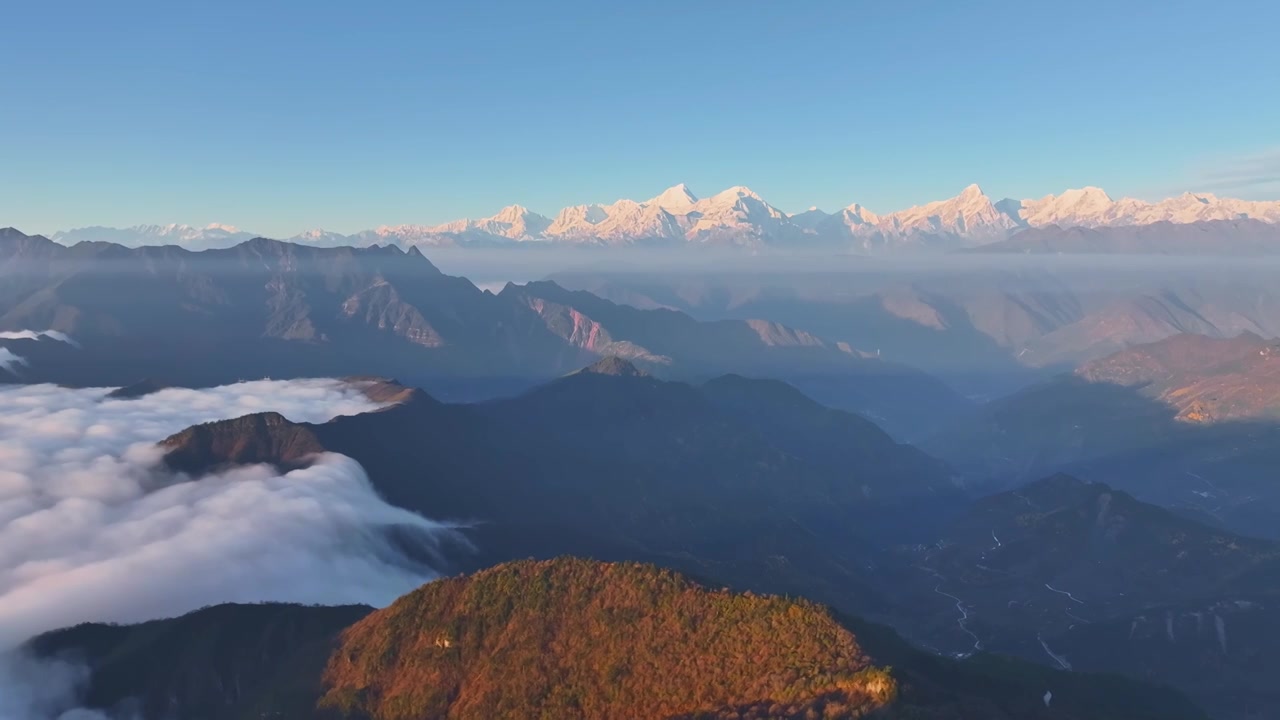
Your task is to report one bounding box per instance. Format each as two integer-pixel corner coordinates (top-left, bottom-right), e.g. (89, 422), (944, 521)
(1017, 187), (1114, 226)
(547, 204), (609, 236)
(648, 183), (699, 212)
(1061, 186), (1114, 204)
(590, 198), (685, 243)
(699, 186), (780, 219)
(545, 184), (783, 246)
(1016, 187), (1280, 228)
(492, 204), (532, 223)
(686, 186), (787, 245)
(44, 182), (1280, 252)
(290, 228), (352, 247)
(51, 223), (257, 249)
(708, 186), (765, 204)
(432, 204), (551, 240)
(839, 203), (880, 226)
(879, 184), (1020, 242)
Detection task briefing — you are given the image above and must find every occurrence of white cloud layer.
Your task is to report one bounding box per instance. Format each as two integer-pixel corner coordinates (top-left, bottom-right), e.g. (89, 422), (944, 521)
(0, 331), (79, 347)
(0, 379), (458, 719)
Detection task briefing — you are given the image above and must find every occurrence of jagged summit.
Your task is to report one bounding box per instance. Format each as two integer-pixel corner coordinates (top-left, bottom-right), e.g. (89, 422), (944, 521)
(648, 183), (699, 211)
(709, 185), (764, 202)
(572, 355), (650, 378)
(43, 182), (1280, 252)
(160, 411), (325, 475)
(52, 222), (256, 249)
(492, 204), (532, 220)
(840, 202), (881, 224)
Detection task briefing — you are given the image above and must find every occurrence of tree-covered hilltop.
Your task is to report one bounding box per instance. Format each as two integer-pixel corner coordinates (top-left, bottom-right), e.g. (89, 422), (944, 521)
(320, 557), (895, 720)
(33, 558), (1208, 720)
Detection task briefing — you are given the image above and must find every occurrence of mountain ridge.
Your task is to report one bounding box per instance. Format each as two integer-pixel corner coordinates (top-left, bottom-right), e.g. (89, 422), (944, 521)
(41, 184), (1280, 252)
(0, 228), (969, 436)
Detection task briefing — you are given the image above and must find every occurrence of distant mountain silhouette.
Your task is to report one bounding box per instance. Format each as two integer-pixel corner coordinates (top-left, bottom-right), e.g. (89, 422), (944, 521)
(548, 265), (1280, 400)
(0, 229), (968, 434)
(925, 333), (1280, 539)
(929, 333), (1280, 465)
(571, 355), (651, 377)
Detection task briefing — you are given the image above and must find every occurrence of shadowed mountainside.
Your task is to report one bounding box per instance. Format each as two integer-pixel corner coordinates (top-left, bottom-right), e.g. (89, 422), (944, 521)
(548, 264), (1280, 399)
(882, 474), (1280, 720)
(925, 334), (1280, 538)
(158, 362), (964, 612)
(30, 603), (372, 720)
(0, 229), (968, 436)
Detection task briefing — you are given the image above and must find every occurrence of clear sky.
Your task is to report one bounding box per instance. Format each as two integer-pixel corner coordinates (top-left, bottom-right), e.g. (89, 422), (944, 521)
(3, 0), (1278, 236)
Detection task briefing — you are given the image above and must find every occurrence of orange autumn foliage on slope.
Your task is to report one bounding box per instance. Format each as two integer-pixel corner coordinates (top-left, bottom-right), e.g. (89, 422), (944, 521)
(319, 558), (896, 720)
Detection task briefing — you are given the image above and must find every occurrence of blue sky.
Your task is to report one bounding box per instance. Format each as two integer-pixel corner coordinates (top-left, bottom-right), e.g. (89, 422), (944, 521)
(3, 0), (1278, 236)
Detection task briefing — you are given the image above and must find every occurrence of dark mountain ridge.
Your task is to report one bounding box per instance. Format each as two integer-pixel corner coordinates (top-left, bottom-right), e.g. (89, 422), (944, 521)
(29, 602), (374, 720)
(162, 411), (327, 474)
(159, 367), (963, 583)
(0, 229), (968, 435)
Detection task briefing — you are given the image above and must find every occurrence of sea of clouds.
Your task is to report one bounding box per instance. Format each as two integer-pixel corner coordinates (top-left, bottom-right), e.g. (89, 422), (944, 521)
(0, 378), (458, 719)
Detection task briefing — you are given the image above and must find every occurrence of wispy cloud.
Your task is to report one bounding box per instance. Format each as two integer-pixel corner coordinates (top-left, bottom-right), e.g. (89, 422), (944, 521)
(0, 349), (26, 373)
(0, 330), (79, 375)
(1194, 147), (1280, 197)
(0, 330), (79, 348)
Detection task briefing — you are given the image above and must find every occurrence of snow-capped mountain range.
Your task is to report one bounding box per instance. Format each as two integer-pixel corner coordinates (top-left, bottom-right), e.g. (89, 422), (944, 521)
(47, 185), (1280, 252)
(53, 223), (258, 250)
